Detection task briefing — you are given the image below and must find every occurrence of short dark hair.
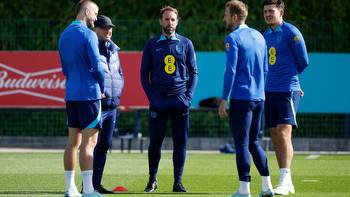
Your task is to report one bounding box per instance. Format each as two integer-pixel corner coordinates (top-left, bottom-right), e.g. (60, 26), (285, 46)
(225, 0), (248, 21)
(159, 6), (178, 19)
(75, 0), (94, 15)
(262, 0), (285, 10)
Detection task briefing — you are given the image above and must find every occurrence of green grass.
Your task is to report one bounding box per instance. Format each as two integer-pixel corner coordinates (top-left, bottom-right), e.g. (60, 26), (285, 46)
(0, 152), (349, 197)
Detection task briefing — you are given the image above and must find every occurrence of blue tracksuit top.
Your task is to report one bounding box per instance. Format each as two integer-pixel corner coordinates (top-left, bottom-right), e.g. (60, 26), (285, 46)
(263, 21), (309, 92)
(140, 33), (198, 100)
(222, 24), (268, 101)
(58, 20), (105, 101)
(99, 39), (124, 108)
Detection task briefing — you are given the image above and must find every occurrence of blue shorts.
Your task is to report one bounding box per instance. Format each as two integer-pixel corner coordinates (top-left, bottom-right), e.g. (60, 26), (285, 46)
(66, 100), (102, 130)
(264, 91), (301, 128)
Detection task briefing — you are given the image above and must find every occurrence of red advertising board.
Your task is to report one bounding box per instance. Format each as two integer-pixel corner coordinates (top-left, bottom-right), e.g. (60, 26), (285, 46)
(0, 51), (148, 108)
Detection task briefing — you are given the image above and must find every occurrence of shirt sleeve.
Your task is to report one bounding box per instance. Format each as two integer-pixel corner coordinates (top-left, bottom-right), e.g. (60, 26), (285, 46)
(289, 27), (309, 74)
(263, 44), (269, 82)
(140, 41), (153, 101)
(185, 39), (198, 100)
(87, 31), (105, 93)
(222, 35), (238, 101)
(58, 36), (68, 77)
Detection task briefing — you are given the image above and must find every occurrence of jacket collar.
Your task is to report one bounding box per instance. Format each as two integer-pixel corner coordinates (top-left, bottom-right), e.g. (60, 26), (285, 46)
(232, 24), (248, 32)
(157, 34), (180, 42)
(266, 21), (284, 34)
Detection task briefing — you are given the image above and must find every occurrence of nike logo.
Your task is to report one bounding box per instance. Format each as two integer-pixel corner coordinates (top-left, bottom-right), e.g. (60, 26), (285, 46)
(155, 48), (162, 51)
(284, 117), (292, 120)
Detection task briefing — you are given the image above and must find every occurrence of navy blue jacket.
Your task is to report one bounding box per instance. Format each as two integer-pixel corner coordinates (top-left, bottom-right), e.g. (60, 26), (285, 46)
(140, 34), (198, 103)
(99, 40), (124, 109)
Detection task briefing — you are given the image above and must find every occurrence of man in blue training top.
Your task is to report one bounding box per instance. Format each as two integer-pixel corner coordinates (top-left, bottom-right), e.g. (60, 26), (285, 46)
(92, 15), (125, 194)
(262, 0), (309, 195)
(140, 5), (198, 193)
(218, 1), (273, 197)
(58, 0), (106, 197)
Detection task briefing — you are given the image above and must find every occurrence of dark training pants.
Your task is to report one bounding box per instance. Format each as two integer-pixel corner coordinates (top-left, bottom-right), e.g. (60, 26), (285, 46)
(93, 108), (118, 187)
(229, 100), (270, 182)
(148, 94), (190, 183)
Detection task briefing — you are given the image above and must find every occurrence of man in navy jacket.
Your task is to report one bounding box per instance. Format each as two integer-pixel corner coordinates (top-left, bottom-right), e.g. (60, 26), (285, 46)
(140, 5), (198, 193)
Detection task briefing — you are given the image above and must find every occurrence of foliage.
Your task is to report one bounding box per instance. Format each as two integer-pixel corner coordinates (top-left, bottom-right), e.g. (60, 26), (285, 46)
(1, 1), (349, 51)
(1, 0), (350, 21)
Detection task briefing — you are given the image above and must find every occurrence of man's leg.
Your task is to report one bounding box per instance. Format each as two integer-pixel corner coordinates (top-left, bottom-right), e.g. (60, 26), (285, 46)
(64, 128), (82, 195)
(80, 128), (99, 194)
(271, 124), (293, 169)
(171, 107), (189, 186)
(144, 108), (168, 192)
(93, 109), (116, 190)
(229, 100), (252, 195)
(273, 91), (300, 171)
(248, 102), (273, 194)
(269, 91), (299, 194)
(271, 124), (295, 195)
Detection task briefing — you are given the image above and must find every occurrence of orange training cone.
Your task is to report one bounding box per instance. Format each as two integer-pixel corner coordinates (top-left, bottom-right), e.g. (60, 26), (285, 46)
(112, 185), (128, 192)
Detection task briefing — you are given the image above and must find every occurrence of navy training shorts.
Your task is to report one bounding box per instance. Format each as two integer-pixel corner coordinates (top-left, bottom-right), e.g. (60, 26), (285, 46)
(264, 91), (301, 128)
(66, 100), (102, 130)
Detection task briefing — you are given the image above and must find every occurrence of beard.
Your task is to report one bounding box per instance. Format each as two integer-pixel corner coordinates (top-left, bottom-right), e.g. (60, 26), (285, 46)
(162, 26), (175, 35)
(265, 17), (279, 26)
(86, 19), (95, 29)
(225, 22), (234, 31)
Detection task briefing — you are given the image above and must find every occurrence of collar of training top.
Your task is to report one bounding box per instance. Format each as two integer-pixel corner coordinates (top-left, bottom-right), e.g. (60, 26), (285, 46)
(157, 34), (180, 42)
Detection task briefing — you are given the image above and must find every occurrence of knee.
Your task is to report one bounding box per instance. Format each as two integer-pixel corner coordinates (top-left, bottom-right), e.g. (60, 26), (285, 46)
(81, 138), (98, 152)
(270, 129), (279, 139)
(248, 140), (259, 151)
(271, 129), (291, 146)
(173, 135), (187, 149)
(149, 140), (162, 151)
(234, 137), (249, 148)
(65, 140), (80, 151)
(173, 141), (186, 151)
(95, 140), (111, 152)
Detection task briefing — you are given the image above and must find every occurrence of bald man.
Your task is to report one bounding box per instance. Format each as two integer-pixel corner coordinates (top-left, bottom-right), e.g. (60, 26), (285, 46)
(58, 0), (106, 197)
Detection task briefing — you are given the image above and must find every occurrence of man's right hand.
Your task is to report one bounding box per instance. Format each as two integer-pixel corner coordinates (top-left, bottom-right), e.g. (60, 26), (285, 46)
(218, 99), (228, 119)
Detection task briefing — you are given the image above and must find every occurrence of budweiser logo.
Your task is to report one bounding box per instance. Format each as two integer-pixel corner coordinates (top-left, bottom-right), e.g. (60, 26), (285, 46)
(0, 63), (66, 103)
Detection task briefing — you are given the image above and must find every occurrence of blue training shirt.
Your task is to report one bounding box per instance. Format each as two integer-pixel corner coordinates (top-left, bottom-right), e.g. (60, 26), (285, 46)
(222, 24), (268, 101)
(263, 21), (309, 92)
(58, 20), (105, 101)
(140, 33), (198, 100)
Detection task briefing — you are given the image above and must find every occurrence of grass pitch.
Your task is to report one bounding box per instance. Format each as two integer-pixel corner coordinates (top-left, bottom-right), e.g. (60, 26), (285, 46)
(0, 151), (349, 197)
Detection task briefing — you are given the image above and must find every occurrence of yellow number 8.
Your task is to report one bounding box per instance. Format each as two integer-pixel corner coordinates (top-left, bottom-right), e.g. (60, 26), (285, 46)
(164, 55), (176, 74)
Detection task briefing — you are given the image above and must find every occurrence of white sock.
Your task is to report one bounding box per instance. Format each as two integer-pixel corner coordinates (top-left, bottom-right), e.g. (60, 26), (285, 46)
(64, 171), (79, 194)
(261, 176), (273, 192)
(82, 170), (94, 194)
(238, 181), (250, 194)
(279, 168), (292, 186)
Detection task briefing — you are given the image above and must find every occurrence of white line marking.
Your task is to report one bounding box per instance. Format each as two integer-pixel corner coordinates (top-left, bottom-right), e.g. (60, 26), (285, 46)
(0, 89), (64, 102)
(302, 180), (320, 182)
(0, 63), (61, 76)
(306, 154), (320, 159)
